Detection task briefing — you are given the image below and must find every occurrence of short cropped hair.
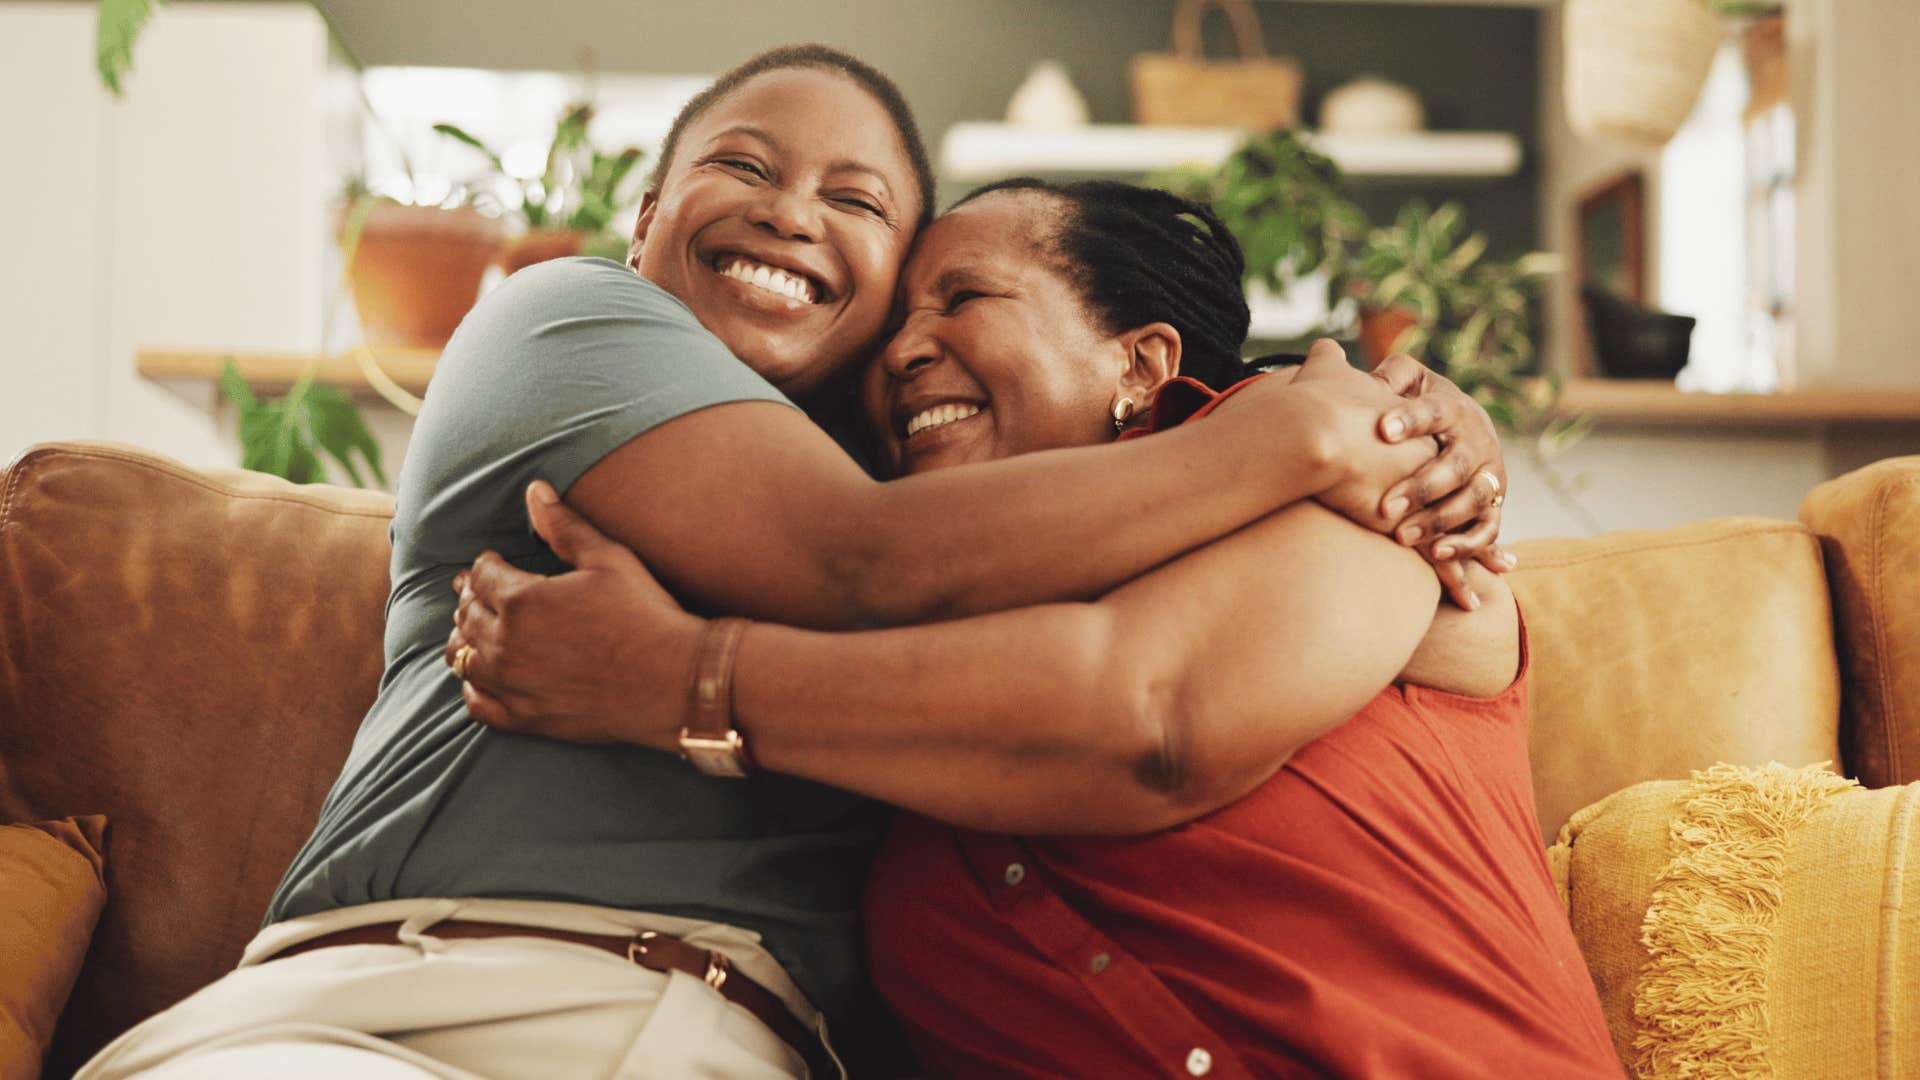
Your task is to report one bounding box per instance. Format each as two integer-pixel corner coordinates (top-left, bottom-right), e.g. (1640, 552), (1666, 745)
(649, 44), (936, 231)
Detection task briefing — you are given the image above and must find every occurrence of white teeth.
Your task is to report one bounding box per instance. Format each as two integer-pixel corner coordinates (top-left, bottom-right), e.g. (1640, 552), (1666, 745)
(904, 403), (983, 438)
(720, 256), (816, 303)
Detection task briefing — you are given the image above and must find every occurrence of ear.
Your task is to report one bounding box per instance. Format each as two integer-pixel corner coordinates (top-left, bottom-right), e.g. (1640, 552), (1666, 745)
(627, 191), (660, 267)
(1118, 322), (1182, 405)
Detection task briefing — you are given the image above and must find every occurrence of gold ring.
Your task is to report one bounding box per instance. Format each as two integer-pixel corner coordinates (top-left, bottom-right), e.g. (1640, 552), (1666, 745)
(453, 644), (475, 681)
(1474, 468), (1506, 508)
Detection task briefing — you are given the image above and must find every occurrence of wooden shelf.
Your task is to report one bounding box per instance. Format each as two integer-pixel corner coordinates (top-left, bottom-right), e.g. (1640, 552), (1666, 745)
(1555, 379), (1920, 426)
(939, 123), (1523, 183)
(138, 355), (1920, 428)
(138, 348), (440, 397)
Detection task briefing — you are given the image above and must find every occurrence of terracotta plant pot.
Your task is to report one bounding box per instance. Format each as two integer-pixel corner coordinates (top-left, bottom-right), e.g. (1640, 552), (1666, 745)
(342, 204), (504, 349)
(1565, 0), (1725, 146)
(1359, 305), (1422, 366)
(496, 228), (590, 278)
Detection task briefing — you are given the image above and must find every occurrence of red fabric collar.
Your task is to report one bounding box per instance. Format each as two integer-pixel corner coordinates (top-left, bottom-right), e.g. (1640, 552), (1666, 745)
(1119, 374), (1268, 440)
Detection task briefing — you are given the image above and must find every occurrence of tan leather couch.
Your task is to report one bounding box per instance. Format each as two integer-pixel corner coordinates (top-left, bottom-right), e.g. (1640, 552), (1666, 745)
(3, 441), (1917, 1076)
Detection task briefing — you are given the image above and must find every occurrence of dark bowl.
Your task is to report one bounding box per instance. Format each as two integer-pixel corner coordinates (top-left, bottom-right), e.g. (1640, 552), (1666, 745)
(1582, 286), (1696, 380)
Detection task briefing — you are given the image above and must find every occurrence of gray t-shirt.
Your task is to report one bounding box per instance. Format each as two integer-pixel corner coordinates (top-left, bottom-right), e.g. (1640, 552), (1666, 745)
(267, 258), (884, 1020)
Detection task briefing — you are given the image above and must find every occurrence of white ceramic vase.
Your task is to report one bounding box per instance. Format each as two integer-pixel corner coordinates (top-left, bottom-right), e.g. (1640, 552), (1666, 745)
(1006, 61), (1091, 128)
(1320, 76), (1426, 135)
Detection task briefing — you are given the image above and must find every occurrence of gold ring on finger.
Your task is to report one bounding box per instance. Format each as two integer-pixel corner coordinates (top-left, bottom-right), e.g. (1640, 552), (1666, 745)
(453, 643), (475, 681)
(1473, 467), (1504, 506)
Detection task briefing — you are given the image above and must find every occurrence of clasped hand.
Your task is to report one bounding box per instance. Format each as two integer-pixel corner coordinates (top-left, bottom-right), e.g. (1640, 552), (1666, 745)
(1215, 339), (1513, 608)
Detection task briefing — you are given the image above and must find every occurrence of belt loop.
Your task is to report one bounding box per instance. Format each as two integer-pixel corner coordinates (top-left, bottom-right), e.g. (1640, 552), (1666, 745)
(396, 899), (463, 954)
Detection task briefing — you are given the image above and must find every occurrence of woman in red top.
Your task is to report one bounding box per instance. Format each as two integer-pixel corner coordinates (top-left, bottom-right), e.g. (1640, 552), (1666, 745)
(451, 179), (1620, 1077)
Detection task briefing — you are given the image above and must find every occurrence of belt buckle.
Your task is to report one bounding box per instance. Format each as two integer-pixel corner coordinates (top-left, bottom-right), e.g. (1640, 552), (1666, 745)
(702, 951), (731, 991)
(628, 931), (730, 992)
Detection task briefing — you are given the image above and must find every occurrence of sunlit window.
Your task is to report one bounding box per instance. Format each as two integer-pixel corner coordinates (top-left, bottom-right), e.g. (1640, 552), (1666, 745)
(1658, 33), (1794, 394)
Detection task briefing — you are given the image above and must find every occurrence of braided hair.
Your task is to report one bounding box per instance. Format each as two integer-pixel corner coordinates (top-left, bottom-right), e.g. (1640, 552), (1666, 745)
(648, 45), (936, 231)
(953, 178), (1254, 390)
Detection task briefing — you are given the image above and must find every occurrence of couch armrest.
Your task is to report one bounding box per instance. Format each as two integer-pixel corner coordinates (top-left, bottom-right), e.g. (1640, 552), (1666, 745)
(1799, 455), (1920, 788)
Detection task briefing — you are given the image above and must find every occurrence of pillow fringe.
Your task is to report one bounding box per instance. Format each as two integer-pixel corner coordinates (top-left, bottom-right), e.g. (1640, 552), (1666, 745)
(1628, 761), (1855, 1079)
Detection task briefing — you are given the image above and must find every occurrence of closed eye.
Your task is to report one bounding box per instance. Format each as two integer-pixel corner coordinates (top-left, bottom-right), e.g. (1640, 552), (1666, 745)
(716, 157), (768, 179)
(833, 194), (885, 216)
(945, 290), (986, 314)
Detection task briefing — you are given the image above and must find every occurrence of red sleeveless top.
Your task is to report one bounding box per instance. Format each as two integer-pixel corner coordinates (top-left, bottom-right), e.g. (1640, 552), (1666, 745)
(862, 377), (1621, 1079)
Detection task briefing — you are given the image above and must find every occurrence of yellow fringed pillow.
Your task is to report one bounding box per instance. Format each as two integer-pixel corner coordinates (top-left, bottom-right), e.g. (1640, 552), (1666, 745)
(1549, 763), (1918, 1079)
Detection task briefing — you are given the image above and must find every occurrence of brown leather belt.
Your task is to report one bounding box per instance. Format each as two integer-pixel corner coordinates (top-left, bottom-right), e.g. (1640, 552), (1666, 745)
(270, 919), (834, 1078)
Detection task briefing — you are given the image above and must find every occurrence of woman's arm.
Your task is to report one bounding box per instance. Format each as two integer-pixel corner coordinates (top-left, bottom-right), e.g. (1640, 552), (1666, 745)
(1396, 561), (1520, 697)
(455, 489), (1441, 835)
(560, 341), (1441, 630)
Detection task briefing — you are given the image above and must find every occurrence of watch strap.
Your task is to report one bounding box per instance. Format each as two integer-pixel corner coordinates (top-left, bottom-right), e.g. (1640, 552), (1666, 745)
(679, 618), (753, 777)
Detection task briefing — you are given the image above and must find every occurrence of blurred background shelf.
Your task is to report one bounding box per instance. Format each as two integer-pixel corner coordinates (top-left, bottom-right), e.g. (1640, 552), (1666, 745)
(138, 349), (439, 398)
(1555, 380), (1920, 427)
(939, 123), (1524, 183)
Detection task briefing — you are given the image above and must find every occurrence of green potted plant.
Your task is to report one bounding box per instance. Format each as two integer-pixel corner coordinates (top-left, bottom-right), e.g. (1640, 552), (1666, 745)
(435, 102), (647, 276)
(1150, 129), (1368, 321)
(1347, 201), (1484, 363)
(99, 0), (502, 360)
(95, 0), (443, 485)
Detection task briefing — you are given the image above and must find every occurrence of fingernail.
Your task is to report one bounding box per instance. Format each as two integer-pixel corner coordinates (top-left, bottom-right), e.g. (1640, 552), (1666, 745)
(1501, 550), (1519, 569)
(1385, 497), (1410, 518)
(1465, 590), (1481, 611)
(531, 480), (558, 505)
(1382, 417), (1406, 441)
(1400, 525), (1423, 544)
(1434, 544), (1455, 560)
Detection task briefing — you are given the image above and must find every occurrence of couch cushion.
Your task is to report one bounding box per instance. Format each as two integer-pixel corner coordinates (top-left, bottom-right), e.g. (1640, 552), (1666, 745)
(1548, 763), (1919, 1078)
(1509, 518), (1842, 841)
(0, 815), (107, 1080)
(0, 442), (393, 1074)
(1799, 455), (1920, 789)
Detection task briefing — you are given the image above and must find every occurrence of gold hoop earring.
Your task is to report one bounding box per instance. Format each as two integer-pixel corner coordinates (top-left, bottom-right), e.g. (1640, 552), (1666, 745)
(1112, 397), (1136, 433)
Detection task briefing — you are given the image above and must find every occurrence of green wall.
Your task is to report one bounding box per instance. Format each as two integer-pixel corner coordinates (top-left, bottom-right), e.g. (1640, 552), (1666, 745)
(171, 0), (1543, 255)
(300, 0), (1539, 252)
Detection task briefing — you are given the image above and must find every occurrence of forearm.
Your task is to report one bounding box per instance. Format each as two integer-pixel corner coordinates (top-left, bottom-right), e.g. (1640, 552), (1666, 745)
(723, 507), (1436, 835)
(841, 396), (1338, 625)
(724, 603), (1188, 834)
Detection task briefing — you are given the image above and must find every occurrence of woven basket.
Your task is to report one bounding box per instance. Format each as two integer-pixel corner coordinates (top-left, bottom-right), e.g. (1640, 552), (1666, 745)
(1130, 0), (1302, 129)
(1565, 0), (1725, 145)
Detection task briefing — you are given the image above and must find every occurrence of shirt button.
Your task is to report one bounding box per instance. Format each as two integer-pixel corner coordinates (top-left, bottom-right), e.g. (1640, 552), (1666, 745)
(1186, 1047), (1213, 1076)
(1003, 862), (1026, 886)
(1089, 951), (1110, 974)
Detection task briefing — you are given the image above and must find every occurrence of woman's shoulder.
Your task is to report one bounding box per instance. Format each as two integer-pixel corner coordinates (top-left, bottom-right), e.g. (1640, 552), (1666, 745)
(489, 256), (696, 323)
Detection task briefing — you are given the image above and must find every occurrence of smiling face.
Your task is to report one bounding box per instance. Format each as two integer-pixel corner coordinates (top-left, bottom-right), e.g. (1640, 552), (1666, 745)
(632, 68), (920, 400)
(863, 192), (1169, 476)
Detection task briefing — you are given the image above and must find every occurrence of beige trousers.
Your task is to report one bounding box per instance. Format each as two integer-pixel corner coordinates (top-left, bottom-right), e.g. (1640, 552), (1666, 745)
(75, 897), (842, 1079)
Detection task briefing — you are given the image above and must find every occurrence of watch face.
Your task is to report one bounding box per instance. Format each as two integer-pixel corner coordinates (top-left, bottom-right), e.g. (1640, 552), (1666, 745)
(680, 731), (752, 778)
